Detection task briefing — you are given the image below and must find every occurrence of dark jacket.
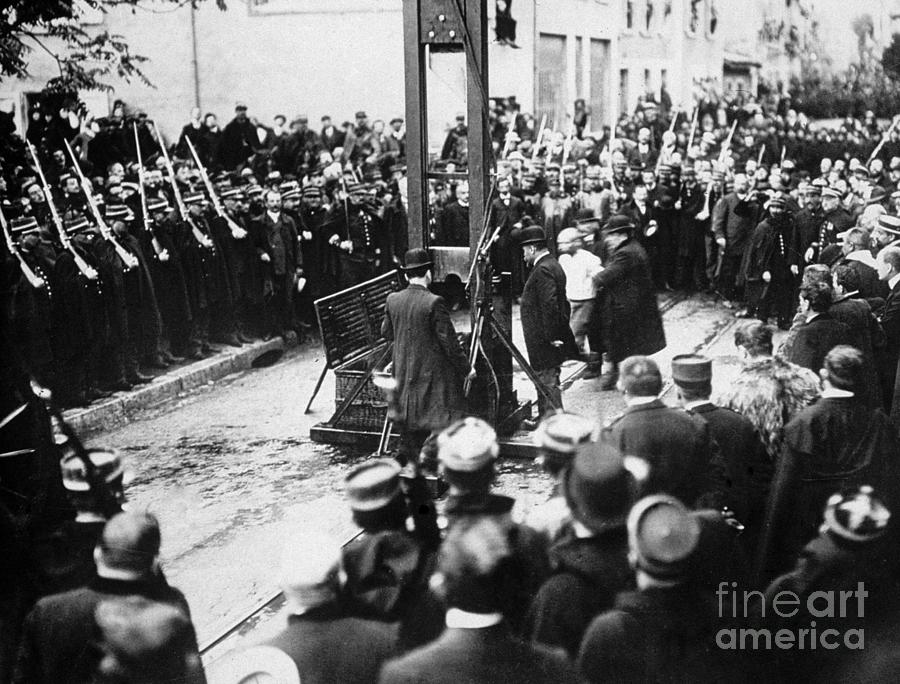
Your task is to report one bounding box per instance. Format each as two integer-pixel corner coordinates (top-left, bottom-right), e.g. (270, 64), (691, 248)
(712, 192), (760, 256)
(600, 399), (713, 506)
(379, 623), (579, 684)
(759, 395), (900, 581)
(520, 253), (578, 371)
(14, 574), (200, 684)
(828, 294), (884, 407)
(526, 525), (632, 658)
(264, 605), (398, 684)
(578, 586), (733, 684)
(381, 284), (468, 430)
(593, 238), (666, 363)
(786, 311), (852, 373)
(687, 402), (771, 526)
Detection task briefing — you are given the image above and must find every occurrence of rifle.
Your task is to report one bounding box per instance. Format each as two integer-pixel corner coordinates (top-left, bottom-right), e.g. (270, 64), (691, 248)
(184, 136), (247, 240)
(1, 209), (45, 289)
(757, 144), (765, 167)
(717, 120), (739, 165)
(63, 140), (139, 271)
(686, 108), (698, 155)
(531, 114), (547, 162)
(26, 141), (98, 281)
(31, 381), (123, 520)
(867, 117), (899, 165)
(151, 123), (214, 252)
(500, 114), (517, 159)
(132, 123), (168, 261)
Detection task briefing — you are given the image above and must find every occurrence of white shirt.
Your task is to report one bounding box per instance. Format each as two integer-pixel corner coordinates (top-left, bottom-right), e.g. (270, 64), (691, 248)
(625, 395), (658, 406)
(821, 386), (854, 399)
(267, 210), (281, 224)
(845, 249), (876, 269)
(684, 399), (712, 411)
(559, 248), (602, 300)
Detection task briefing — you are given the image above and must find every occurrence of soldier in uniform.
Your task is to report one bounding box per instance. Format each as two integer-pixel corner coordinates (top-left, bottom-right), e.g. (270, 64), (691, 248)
(298, 185), (335, 297)
(804, 187), (853, 265)
(326, 183), (385, 290)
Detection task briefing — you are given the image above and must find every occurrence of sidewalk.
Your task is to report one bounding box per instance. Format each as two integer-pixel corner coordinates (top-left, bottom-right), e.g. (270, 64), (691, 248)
(64, 338), (288, 436)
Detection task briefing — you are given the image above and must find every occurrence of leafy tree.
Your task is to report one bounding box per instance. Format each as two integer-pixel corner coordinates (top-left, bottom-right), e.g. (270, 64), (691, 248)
(0, 0), (225, 100)
(883, 33), (900, 82)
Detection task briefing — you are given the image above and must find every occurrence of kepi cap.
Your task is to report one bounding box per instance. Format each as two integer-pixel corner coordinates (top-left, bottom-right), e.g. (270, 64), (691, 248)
(438, 417), (498, 473)
(344, 458), (401, 511)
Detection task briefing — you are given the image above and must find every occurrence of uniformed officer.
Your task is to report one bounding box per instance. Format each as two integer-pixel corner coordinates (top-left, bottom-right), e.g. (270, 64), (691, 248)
(327, 182), (386, 290)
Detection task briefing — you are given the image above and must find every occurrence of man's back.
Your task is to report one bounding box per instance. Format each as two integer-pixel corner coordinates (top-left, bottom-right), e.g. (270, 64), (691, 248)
(266, 609), (398, 684)
(379, 625), (578, 684)
(601, 399), (711, 505)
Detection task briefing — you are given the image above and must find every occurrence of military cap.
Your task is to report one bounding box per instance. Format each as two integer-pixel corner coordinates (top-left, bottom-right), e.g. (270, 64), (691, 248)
(680, 166), (696, 177)
(293, 114), (309, 124)
(9, 216), (39, 235)
(355, 110), (367, 119)
(301, 186), (323, 198)
(119, 182), (139, 196)
(279, 180), (299, 193)
(767, 194), (787, 210)
(562, 163), (577, 173)
(105, 204), (133, 221)
(508, 151), (525, 162)
(61, 448), (124, 492)
(266, 171), (283, 182)
(877, 214), (900, 234)
(64, 215), (91, 235)
(701, 132), (716, 145)
(522, 171), (537, 181)
(281, 189), (300, 202)
(437, 417), (498, 473)
(344, 458), (401, 511)
(564, 441), (634, 534)
(182, 192), (205, 205)
(219, 188), (243, 201)
(823, 485), (891, 543)
(603, 214), (635, 235)
(58, 172), (76, 186)
(821, 187), (842, 200)
(345, 182), (366, 195)
(534, 411), (594, 454)
(671, 354), (712, 388)
(518, 225), (547, 246)
(146, 197), (171, 213)
(781, 159), (796, 171)
(657, 163), (672, 174)
(390, 116), (404, 125)
(235, 101), (248, 111)
(891, 189), (900, 200)
(629, 162), (645, 173)
(627, 494), (700, 579)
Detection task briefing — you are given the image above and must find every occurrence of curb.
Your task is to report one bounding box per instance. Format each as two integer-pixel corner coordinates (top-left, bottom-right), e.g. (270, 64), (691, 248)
(64, 338), (286, 436)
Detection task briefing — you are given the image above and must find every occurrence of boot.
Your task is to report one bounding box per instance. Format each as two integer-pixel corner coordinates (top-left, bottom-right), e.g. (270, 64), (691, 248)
(145, 355), (170, 370)
(161, 351), (184, 364)
(597, 366), (619, 391)
(237, 331), (255, 344)
(126, 371), (154, 385)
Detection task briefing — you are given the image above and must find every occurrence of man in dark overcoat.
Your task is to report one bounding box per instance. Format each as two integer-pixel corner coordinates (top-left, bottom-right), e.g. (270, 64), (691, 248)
(488, 177), (526, 294)
(600, 356), (715, 508)
(381, 248), (470, 464)
(253, 189), (302, 340)
(592, 215), (666, 390)
(519, 226), (578, 421)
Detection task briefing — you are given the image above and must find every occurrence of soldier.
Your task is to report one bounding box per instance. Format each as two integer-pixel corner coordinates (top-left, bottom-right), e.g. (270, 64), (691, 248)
(804, 187), (853, 265)
(298, 185), (335, 297)
(326, 182), (385, 290)
(216, 188), (257, 342)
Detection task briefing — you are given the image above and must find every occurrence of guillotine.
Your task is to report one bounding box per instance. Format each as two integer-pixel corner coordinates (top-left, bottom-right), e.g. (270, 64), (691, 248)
(310, 0), (545, 451)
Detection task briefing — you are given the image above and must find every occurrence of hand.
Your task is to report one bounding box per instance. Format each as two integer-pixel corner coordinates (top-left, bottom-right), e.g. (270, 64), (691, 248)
(550, 340), (564, 348)
(202, 237), (214, 250)
(645, 220), (658, 237)
(339, 240), (354, 253)
(790, 264), (799, 276)
(762, 271), (771, 283)
(716, 237), (726, 249)
(231, 226), (247, 240)
(302, 231), (313, 241)
(260, 252), (271, 263)
(33, 277), (46, 289)
(328, 234), (340, 246)
(158, 249), (170, 262)
(804, 247), (814, 263)
(85, 266), (98, 281)
(674, 200), (682, 210)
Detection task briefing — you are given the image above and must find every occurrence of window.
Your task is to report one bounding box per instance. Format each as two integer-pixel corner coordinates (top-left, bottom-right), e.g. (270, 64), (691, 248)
(688, 0), (702, 34)
(619, 69), (629, 117)
(709, 0), (718, 34)
(575, 37), (584, 100)
(537, 34), (568, 131)
(644, 68), (651, 94)
(626, 0), (634, 30)
(590, 39), (611, 128)
(646, 0), (655, 33)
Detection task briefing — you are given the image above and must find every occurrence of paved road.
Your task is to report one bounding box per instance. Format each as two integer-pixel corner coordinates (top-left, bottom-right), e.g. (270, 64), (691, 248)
(86, 293), (743, 664)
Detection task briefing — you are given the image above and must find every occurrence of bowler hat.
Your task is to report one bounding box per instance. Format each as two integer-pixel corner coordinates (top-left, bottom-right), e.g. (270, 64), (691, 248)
(671, 354), (712, 388)
(563, 441), (635, 534)
(402, 248), (432, 271)
(603, 214), (635, 235)
(344, 459), (401, 511)
(518, 225), (547, 246)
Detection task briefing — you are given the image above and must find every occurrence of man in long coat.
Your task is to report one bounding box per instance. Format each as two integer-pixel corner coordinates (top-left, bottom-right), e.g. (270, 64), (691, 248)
(381, 248), (470, 464)
(519, 226), (578, 422)
(593, 215), (666, 390)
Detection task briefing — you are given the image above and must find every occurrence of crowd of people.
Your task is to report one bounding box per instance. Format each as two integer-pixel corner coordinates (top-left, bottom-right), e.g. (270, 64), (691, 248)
(4, 89), (900, 682)
(2, 339), (899, 682)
